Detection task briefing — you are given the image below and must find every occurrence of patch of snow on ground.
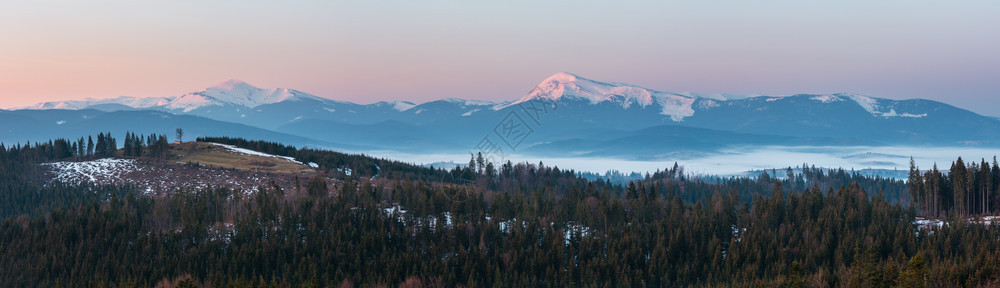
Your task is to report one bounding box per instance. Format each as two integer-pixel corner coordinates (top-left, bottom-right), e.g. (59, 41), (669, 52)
(206, 223), (235, 243)
(732, 225), (747, 242)
(914, 217), (947, 230)
(337, 167), (352, 176)
(563, 223), (592, 244)
(914, 216), (1000, 230)
(208, 143), (303, 165)
(383, 205), (407, 222)
(980, 216), (1000, 225)
(42, 158), (139, 183)
(42, 157), (324, 196)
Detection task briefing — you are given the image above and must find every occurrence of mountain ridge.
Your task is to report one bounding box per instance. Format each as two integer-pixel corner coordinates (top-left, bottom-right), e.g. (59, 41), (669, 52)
(11, 73), (945, 119)
(7, 73), (1000, 159)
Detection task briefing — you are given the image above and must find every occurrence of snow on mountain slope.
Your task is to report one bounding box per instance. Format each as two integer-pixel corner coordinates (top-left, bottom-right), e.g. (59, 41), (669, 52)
(165, 79), (325, 111)
(677, 92), (759, 101)
(165, 93), (215, 112)
(18, 96), (174, 110)
(11, 73), (939, 123)
(510, 72), (703, 121)
(15, 79), (328, 112)
(442, 98), (501, 107)
(508, 72), (932, 121)
(391, 101), (417, 111)
(809, 93), (927, 118)
(515, 72), (657, 106)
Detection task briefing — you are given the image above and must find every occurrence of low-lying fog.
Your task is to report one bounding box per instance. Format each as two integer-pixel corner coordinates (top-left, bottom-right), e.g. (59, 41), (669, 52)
(361, 146), (1000, 178)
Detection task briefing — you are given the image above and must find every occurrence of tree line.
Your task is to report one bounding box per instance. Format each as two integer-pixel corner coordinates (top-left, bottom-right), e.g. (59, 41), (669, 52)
(909, 156), (1000, 217)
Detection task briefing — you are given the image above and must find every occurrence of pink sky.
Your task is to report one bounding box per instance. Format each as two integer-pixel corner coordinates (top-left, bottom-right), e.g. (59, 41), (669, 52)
(1, 1), (998, 115)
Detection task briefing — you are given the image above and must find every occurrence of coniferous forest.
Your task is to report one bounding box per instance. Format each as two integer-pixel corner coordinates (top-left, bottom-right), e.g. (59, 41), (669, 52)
(2, 135), (1000, 287)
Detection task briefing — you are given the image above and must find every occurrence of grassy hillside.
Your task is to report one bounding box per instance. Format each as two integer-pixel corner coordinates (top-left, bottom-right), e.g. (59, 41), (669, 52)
(168, 141), (315, 174)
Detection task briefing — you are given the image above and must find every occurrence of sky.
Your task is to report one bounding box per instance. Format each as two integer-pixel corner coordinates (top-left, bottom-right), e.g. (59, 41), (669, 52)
(1, 1), (998, 115)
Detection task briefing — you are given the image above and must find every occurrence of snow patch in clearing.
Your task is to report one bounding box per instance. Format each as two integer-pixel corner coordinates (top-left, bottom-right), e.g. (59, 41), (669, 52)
(336, 167), (352, 176)
(913, 216), (1000, 230)
(42, 158), (139, 184)
(208, 143), (303, 165)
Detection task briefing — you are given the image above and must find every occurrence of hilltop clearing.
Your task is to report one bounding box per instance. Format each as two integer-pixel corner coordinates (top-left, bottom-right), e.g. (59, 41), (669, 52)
(40, 141), (327, 195)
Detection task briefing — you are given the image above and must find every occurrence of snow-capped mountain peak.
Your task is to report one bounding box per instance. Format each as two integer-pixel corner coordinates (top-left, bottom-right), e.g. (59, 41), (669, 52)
(543, 71), (580, 84)
(511, 72), (701, 121)
(208, 78), (255, 91)
(197, 79), (311, 108)
(165, 79), (325, 112)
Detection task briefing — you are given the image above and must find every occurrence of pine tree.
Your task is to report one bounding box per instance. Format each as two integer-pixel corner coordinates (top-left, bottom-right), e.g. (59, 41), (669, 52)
(908, 158), (924, 213)
(784, 261), (807, 288)
(468, 153), (477, 178)
(849, 247), (884, 288)
(896, 254), (927, 288)
(953, 157), (967, 216)
(77, 137), (85, 159)
(306, 176), (328, 198)
(123, 133), (133, 157)
(96, 133), (107, 156)
(476, 152), (486, 175)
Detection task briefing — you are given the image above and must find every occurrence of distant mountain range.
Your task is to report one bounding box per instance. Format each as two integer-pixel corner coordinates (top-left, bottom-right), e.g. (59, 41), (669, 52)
(6, 73), (1000, 159)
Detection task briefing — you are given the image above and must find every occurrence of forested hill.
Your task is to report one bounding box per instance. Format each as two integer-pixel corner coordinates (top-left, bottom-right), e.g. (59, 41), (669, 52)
(1, 135), (999, 287)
